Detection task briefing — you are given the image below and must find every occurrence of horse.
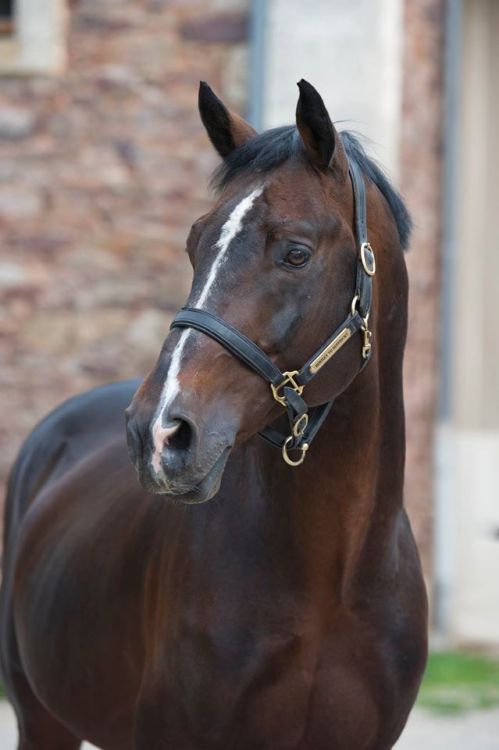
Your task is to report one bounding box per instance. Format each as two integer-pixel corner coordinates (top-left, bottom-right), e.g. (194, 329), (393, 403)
(0, 80), (427, 749)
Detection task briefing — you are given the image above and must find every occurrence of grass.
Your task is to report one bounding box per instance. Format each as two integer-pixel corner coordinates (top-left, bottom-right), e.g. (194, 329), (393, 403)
(418, 650), (499, 715)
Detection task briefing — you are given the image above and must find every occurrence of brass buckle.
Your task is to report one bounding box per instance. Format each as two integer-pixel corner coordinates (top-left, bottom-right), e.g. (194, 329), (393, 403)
(360, 242), (376, 276)
(361, 316), (372, 359)
(282, 435), (309, 467)
(271, 371), (304, 407)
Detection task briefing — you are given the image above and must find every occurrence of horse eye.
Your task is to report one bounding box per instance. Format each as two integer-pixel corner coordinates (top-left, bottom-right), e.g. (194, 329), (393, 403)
(283, 246), (310, 268)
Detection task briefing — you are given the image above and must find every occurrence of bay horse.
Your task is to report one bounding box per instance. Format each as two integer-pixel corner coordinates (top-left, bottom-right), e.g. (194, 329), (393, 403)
(0, 80), (427, 749)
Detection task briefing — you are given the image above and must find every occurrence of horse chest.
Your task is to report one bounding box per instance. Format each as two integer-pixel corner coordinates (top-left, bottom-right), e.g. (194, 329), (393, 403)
(136, 614), (382, 750)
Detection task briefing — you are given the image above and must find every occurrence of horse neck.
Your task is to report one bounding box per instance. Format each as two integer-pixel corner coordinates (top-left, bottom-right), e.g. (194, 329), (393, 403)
(243, 335), (406, 598)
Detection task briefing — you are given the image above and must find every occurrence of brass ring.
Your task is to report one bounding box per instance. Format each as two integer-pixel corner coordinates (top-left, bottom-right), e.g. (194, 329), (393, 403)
(292, 413), (309, 439)
(282, 436), (309, 467)
(360, 242), (376, 276)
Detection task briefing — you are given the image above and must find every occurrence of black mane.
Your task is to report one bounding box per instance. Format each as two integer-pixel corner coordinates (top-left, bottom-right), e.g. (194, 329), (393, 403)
(212, 126), (412, 251)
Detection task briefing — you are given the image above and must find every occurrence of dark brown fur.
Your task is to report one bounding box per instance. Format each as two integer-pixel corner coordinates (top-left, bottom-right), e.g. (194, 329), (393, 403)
(0, 82), (427, 749)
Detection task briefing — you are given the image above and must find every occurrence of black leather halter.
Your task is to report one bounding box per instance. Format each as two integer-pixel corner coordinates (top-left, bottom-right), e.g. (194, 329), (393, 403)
(171, 161), (375, 466)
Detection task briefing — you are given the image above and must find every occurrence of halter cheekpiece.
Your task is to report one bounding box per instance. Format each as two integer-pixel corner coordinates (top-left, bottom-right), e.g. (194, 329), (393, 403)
(171, 161), (375, 466)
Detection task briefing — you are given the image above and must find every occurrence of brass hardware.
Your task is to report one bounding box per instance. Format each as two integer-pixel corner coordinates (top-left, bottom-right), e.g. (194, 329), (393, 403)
(292, 413), (309, 439)
(271, 371), (304, 407)
(361, 317), (372, 359)
(309, 328), (352, 375)
(360, 242), (376, 276)
(282, 436), (309, 467)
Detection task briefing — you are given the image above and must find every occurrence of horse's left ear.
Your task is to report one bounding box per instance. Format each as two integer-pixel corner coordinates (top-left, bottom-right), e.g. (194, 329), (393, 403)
(199, 81), (257, 158)
(296, 80), (347, 174)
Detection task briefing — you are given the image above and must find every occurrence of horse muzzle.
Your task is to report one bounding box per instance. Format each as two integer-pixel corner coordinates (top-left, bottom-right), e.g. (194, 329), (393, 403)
(125, 401), (235, 504)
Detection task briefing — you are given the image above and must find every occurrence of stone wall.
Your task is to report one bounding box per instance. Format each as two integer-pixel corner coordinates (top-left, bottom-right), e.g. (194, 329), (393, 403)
(0, 0), (249, 500)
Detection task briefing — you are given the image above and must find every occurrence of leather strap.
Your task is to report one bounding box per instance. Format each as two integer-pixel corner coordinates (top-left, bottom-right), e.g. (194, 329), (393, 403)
(349, 160), (368, 245)
(296, 311), (364, 387)
(349, 160), (374, 320)
(259, 401), (333, 450)
(172, 308), (284, 386)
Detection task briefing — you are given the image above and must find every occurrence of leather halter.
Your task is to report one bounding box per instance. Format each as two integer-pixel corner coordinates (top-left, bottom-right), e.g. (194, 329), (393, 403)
(171, 161), (375, 466)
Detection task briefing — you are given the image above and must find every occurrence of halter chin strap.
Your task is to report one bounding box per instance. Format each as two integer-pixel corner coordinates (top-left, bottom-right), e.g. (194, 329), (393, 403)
(171, 161), (375, 466)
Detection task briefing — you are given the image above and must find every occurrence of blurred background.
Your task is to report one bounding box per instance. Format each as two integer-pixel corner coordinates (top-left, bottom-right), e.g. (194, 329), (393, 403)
(0, 0), (498, 746)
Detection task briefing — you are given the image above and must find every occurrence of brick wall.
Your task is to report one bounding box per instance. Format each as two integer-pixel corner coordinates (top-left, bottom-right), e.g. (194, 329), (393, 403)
(0, 0), (249, 498)
(401, 0), (445, 579)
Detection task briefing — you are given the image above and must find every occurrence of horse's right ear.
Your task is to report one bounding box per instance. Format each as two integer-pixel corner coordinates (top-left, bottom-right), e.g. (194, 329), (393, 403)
(199, 81), (257, 158)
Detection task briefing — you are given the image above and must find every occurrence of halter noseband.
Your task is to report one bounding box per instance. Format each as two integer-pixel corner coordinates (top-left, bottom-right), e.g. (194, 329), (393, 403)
(171, 161), (375, 467)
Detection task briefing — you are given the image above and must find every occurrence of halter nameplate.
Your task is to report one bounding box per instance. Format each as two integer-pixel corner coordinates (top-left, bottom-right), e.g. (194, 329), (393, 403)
(309, 328), (352, 374)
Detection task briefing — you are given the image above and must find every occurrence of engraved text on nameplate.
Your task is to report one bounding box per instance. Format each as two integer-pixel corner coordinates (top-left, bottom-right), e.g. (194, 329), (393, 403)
(309, 328), (352, 374)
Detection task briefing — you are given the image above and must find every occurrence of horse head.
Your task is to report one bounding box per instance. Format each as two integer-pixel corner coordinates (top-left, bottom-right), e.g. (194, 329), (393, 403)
(125, 80), (407, 502)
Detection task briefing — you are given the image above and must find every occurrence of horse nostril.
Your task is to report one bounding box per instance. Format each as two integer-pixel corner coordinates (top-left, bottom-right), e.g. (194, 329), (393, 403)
(166, 419), (192, 452)
(157, 418), (195, 476)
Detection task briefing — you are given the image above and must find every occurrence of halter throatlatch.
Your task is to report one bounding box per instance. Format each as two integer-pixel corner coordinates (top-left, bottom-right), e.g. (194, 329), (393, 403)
(171, 161), (375, 467)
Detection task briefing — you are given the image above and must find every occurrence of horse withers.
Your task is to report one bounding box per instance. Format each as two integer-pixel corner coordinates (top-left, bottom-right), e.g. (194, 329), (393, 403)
(0, 81), (427, 749)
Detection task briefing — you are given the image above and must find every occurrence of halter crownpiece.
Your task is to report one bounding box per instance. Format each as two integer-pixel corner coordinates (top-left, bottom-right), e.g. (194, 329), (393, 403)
(171, 161), (375, 467)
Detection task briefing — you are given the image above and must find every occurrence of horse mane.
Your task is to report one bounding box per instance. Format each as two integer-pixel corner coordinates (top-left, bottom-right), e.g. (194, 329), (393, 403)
(212, 126), (412, 252)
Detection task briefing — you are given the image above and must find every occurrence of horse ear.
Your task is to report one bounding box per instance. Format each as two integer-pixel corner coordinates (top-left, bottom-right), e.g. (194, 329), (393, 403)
(199, 81), (257, 158)
(296, 79), (345, 173)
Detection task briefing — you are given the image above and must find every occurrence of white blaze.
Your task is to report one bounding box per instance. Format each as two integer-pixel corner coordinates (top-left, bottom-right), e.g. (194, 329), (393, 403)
(150, 186), (263, 475)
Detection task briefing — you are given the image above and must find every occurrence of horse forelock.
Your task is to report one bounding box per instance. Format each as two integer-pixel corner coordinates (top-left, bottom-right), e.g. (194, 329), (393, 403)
(212, 126), (412, 252)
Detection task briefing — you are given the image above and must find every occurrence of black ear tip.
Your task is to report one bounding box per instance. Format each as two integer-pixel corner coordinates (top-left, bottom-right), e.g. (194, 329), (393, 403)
(297, 79), (320, 101)
(199, 81), (223, 105)
(199, 81), (227, 110)
(199, 81), (213, 101)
